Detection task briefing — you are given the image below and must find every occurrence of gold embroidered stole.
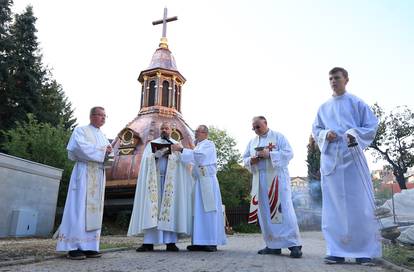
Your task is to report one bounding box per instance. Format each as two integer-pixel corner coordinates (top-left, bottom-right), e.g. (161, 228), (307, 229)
(83, 126), (105, 231)
(146, 152), (179, 225)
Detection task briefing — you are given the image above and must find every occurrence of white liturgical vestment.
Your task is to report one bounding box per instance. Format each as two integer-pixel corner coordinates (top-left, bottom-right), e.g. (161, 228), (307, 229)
(243, 129), (301, 249)
(56, 125), (109, 252)
(181, 139), (227, 246)
(312, 91), (381, 258)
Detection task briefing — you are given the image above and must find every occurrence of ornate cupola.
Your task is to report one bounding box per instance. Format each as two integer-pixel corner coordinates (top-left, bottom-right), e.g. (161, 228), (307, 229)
(106, 8), (194, 200)
(137, 36), (186, 115)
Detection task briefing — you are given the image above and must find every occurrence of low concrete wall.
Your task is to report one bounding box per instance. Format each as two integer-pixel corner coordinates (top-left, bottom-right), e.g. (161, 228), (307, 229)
(0, 153), (63, 237)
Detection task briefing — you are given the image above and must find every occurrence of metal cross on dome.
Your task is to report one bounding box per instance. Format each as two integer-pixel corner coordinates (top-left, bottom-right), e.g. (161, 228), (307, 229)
(152, 7), (177, 39)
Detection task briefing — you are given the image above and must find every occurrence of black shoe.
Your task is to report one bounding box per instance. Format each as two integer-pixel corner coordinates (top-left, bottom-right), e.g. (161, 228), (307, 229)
(324, 255), (345, 264)
(67, 249), (86, 260)
(136, 244), (154, 252)
(288, 246), (302, 258)
(356, 258), (375, 266)
(83, 250), (102, 258)
(187, 245), (203, 251)
(202, 245), (217, 252)
(257, 247), (281, 255)
(166, 243), (179, 252)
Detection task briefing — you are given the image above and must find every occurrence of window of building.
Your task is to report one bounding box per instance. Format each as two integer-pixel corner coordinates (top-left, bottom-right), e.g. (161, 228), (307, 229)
(148, 80), (156, 106)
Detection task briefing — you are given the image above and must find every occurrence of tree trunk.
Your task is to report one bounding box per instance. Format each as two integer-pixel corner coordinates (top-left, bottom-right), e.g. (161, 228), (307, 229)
(395, 172), (407, 190)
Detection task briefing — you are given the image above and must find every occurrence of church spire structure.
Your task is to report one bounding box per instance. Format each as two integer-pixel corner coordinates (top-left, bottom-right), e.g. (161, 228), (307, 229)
(105, 8), (194, 199)
(138, 7), (185, 115)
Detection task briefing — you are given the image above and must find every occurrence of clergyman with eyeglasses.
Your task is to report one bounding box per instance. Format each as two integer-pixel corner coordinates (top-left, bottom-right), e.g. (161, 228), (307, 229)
(243, 116), (303, 258)
(56, 106), (112, 260)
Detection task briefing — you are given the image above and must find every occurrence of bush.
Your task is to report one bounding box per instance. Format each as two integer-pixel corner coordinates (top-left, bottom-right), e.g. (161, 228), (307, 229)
(233, 223), (261, 233)
(1, 114), (74, 206)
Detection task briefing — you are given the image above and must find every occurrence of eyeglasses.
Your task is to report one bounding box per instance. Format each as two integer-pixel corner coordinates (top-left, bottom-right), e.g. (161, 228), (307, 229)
(92, 114), (107, 118)
(252, 125), (260, 130)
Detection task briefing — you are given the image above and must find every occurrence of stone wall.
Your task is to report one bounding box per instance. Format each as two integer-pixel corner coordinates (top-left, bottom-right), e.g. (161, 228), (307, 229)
(0, 153), (62, 237)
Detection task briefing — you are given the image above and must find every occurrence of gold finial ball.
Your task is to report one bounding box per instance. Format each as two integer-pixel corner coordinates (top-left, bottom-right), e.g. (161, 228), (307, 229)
(159, 37), (169, 49)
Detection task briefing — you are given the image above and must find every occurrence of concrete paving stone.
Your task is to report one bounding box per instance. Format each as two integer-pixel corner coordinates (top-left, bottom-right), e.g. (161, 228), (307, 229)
(2, 232), (392, 272)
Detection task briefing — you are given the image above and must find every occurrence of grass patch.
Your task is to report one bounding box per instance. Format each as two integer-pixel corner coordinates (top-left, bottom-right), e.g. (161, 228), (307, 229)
(383, 243), (414, 270)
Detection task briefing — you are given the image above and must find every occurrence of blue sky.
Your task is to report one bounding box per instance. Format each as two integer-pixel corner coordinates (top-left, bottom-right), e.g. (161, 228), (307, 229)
(13, 0), (414, 175)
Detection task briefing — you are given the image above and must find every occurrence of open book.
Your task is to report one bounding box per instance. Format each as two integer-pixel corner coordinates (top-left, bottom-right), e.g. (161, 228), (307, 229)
(151, 142), (172, 155)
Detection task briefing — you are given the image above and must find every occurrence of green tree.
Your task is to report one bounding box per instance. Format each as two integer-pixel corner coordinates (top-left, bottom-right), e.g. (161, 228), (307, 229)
(208, 126), (252, 208)
(2, 6), (44, 131)
(1, 114), (74, 206)
(0, 4), (76, 135)
(370, 104), (414, 190)
(306, 135), (322, 206)
(306, 135), (320, 180)
(38, 77), (77, 130)
(208, 126), (240, 170)
(217, 162), (251, 208)
(0, 0), (13, 121)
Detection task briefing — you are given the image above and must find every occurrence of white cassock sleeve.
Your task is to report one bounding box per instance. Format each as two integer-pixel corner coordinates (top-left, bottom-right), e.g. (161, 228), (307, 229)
(181, 148), (195, 164)
(194, 141), (216, 165)
(345, 101), (378, 149)
(181, 141), (216, 166)
(312, 112), (331, 154)
(67, 127), (106, 163)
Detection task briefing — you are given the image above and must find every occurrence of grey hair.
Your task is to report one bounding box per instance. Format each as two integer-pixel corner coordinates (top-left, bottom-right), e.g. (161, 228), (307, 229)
(90, 106), (105, 116)
(198, 125), (209, 134)
(252, 116), (267, 123)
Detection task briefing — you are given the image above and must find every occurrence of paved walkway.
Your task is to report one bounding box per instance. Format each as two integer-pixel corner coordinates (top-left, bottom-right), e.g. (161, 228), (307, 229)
(3, 232), (391, 272)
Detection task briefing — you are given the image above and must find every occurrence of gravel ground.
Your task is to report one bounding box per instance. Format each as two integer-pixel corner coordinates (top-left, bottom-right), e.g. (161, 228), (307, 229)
(1, 232), (392, 272)
(0, 235), (145, 262)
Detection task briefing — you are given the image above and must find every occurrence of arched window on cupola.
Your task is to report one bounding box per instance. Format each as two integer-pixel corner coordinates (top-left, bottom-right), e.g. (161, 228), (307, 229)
(162, 80), (169, 107)
(148, 80), (156, 106)
(140, 85), (144, 108)
(177, 85), (181, 112)
(174, 85), (179, 110)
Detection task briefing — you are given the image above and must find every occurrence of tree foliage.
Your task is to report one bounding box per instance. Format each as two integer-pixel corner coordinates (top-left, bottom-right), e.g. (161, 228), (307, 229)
(0, 4), (76, 136)
(370, 104), (414, 190)
(1, 114), (74, 206)
(306, 135), (320, 180)
(0, 0), (13, 121)
(217, 162), (251, 208)
(208, 126), (252, 208)
(306, 134), (322, 205)
(208, 126), (241, 170)
(0, 0), (13, 88)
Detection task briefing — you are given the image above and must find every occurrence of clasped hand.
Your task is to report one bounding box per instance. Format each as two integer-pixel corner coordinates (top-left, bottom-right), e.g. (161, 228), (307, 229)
(326, 131), (356, 144)
(251, 149), (270, 165)
(106, 145), (113, 154)
(171, 144), (183, 152)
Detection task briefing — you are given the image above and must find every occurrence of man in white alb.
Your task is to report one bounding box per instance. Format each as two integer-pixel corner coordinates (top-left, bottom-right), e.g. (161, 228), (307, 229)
(173, 125), (227, 252)
(312, 67), (380, 266)
(56, 106), (112, 260)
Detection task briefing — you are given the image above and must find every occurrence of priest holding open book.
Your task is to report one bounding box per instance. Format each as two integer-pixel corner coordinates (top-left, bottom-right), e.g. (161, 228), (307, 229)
(128, 121), (193, 252)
